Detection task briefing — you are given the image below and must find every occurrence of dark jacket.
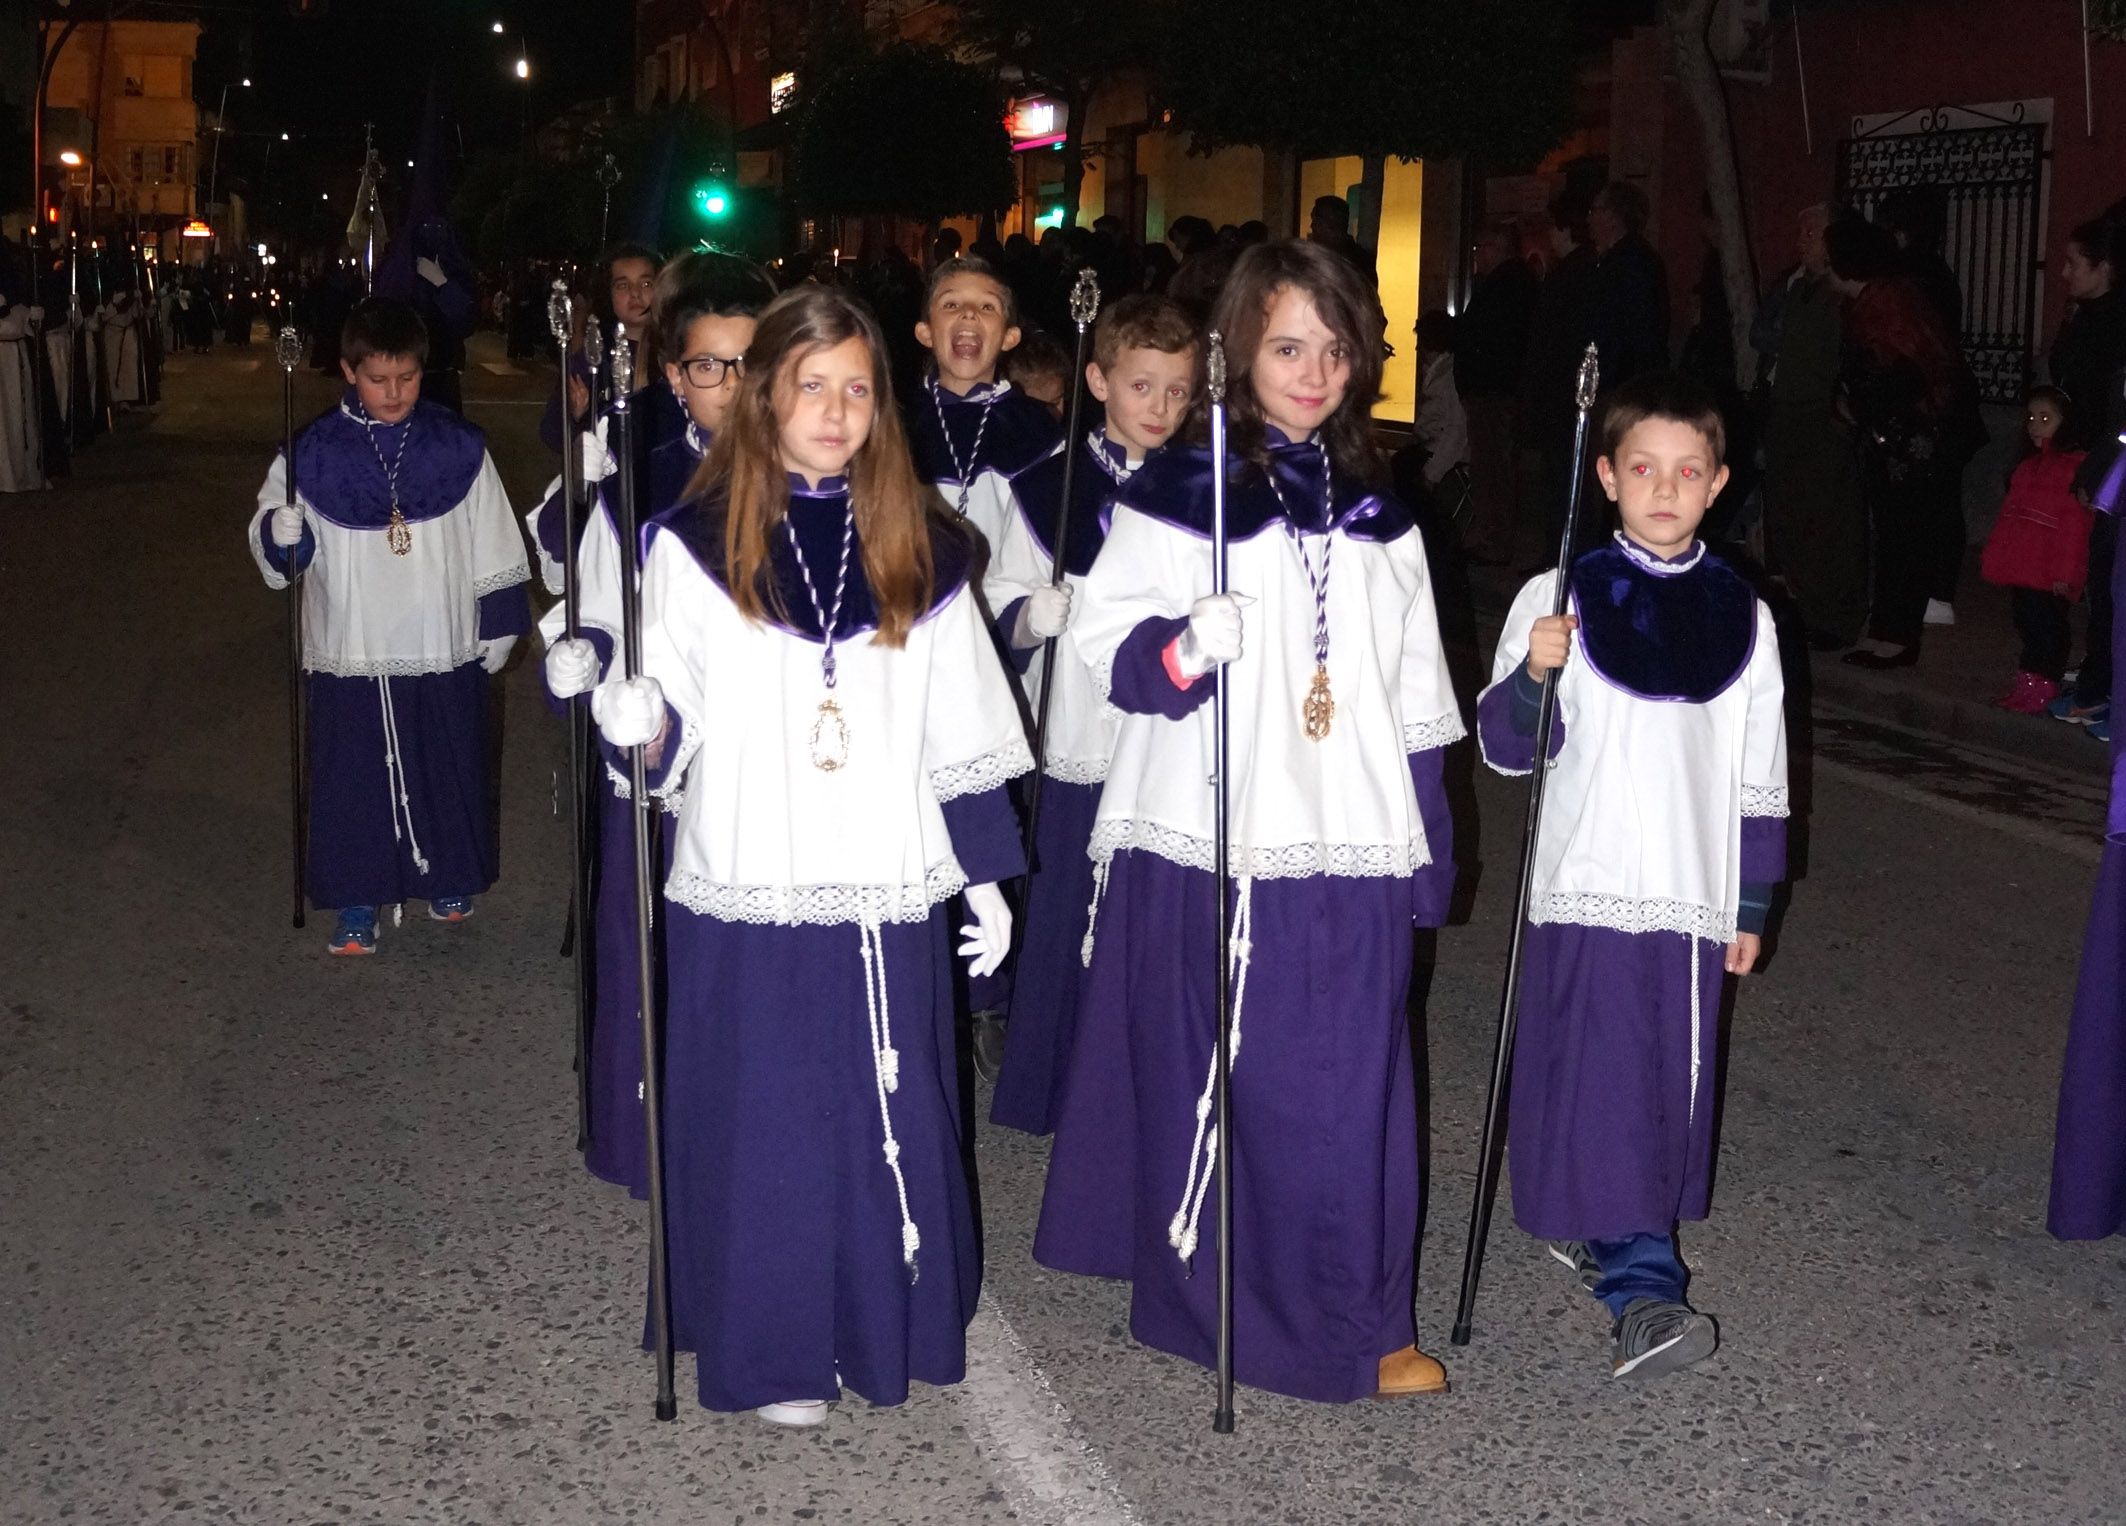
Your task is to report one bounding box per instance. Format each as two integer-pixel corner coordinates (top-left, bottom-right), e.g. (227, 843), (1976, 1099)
(1588, 232), (1671, 388)
(1521, 244), (1599, 430)
(1456, 257), (1538, 401)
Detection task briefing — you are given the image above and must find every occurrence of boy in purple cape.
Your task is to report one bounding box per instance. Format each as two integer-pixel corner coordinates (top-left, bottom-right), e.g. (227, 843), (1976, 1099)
(2050, 434), (2126, 1239)
(1479, 372), (1787, 1378)
(250, 298), (530, 954)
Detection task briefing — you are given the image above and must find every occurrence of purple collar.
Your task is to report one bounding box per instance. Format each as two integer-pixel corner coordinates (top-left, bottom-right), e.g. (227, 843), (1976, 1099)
(1569, 538), (1755, 703)
(1111, 439), (1413, 544)
(292, 394), (485, 529)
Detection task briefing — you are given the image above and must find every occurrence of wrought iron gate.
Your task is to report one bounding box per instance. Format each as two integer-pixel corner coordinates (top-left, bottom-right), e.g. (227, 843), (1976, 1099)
(1835, 107), (2048, 404)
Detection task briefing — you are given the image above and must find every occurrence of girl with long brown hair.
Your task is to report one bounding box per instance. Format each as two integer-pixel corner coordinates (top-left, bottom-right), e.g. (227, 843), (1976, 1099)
(1033, 239), (1464, 1403)
(590, 285), (1030, 1425)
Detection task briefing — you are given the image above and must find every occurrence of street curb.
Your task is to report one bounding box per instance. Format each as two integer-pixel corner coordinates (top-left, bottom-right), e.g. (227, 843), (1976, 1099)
(1806, 655), (2110, 778)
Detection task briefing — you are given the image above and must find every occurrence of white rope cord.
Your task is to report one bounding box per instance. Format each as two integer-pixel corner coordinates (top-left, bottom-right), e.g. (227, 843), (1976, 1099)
(1687, 936), (1701, 1132)
(375, 678), (431, 876)
(858, 914), (920, 1280)
(1168, 875), (1254, 1263)
(1079, 857), (1112, 969)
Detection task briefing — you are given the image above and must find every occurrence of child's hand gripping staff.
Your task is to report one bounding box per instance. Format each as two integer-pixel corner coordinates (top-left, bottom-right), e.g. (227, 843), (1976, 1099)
(1453, 342), (1602, 1349)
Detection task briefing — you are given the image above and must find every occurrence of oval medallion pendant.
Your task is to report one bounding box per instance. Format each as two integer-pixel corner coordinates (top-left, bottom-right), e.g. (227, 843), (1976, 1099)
(810, 697), (850, 772)
(1302, 663), (1334, 741)
(386, 505), (413, 557)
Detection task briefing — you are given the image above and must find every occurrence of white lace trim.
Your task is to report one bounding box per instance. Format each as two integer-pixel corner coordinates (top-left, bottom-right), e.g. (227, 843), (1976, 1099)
(475, 564), (531, 597)
(1089, 817), (1428, 880)
(647, 714), (703, 801)
(665, 858), (966, 926)
(1041, 755), (1111, 786)
(1402, 710), (1468, 753)
(929, 735), (1035, 803)
(306, 646), (482, 678)
(1528, 890), (1735, 944)
(604, 762), (685, 815)
(1741, 783), (1790, 818)
(1089, 647), (1119, 703)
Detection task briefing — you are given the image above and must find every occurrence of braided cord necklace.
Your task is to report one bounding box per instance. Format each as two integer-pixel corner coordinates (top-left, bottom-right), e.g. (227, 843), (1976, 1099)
(1264, 446), (1336, 741)
(783, 500), (858, 771)
(927, 378), (995, 517)
(362, 412), (417, 556)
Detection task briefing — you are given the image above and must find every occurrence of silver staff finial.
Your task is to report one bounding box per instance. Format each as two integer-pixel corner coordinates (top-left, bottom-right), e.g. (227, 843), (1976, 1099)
(584, 318), (606, 370)
(1574, 344), (1600, 412)
(609, 324), (634, 400)
(547, 280), (572, 345)
(274, 325), (301, 372)
(1206, 330), (1227, 405)
(1069, 267), (1101, 330)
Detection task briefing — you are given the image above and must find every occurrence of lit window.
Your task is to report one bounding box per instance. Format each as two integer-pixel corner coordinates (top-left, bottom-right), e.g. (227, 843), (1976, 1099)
(771, 72), (797, 114)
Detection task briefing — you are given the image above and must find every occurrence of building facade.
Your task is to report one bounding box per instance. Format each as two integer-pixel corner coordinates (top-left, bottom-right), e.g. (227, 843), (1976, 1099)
(38, 18), (201, 261)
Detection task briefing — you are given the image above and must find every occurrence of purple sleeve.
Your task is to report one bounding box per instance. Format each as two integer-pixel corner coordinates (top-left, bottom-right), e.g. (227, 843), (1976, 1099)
(996, 597), (1037, 674)
(541, 627), (615, 717)
(478, 582), (532, 640)
(1474, 667), (1565, 771)
(257, 516), (316, 577)
(599, 701), (686, 791)
(1740, 816), (1787, 884)
(534, 482), (567, 568)
(942, 785), (1026, 887)
(1109, 614), (1212, 719)
(1408, 745), (1457, 928)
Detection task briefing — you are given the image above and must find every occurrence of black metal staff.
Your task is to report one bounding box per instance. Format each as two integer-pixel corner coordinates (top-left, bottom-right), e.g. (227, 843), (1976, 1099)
(596, 154), (621, 253)
(1206, 331), (1236, 1436)
(1450, 342), (1601, 1347)
(610, 325), (677, 1422)
(276, 323), (308, 930)
(1019, 266), (1102, 871)
(550, 282), (595, 1152)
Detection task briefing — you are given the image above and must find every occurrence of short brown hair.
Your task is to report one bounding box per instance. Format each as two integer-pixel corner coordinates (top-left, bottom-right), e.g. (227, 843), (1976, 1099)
(1599, 371), (1726, 465)
(341, 297), (428, 369)
(922, 255), (1018, 331)
(1092, 293), (1198, 372)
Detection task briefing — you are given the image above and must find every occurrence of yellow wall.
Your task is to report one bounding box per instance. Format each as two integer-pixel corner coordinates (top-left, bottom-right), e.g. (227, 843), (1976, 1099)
(1300, 155), (1423, 425)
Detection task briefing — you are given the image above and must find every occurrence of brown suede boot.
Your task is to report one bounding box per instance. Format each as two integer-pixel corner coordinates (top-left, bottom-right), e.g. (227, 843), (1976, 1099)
(1375, 1344), (1449, 1398)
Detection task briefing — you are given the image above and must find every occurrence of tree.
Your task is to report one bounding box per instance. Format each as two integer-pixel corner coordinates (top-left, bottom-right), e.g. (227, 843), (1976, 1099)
(1159, 0), (1576, 173)
(949, 0), (1162, 232)
(792, 44), (1014, 223)
(1665, 0), (1757, 388)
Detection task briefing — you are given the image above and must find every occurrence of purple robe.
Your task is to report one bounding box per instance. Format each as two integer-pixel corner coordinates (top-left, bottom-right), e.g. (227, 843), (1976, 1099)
(990, 777), (1102, 1135)
(2051, 456), (2126, 1239)
(652, 785), (1021, 1411)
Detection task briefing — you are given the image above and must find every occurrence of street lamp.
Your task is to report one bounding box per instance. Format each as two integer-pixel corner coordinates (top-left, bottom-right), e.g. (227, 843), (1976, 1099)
(204, 75), (251, 237)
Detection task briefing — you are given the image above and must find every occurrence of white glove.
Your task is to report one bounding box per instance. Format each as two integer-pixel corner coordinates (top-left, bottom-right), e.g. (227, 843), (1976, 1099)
(416, 256), (446, 288)
(959, 882), (1012, 979)
(478, 636), (517, 675)
(580, 419), (615, 482)
(544, 637), (599, 698)
(1173, 593), (1248, 679)
(269, 505), (305, 548)
(1013, 584), (1073, 645)
(592, 675), (666, 748)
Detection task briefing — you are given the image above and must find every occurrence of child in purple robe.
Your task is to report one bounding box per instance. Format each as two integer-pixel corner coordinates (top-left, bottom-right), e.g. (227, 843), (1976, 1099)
(590, 287), (1027, 1425)
(537, 251), (777, 1194)
(249, 297), (529, 954)
(1034, 240), (1462, 1404)
(1478, 372), (1788, 1379)
(986, 293), (1200, 1135)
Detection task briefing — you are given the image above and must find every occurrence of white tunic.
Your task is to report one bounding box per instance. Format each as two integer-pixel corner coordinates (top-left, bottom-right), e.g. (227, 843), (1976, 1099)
(1076, 504), (1465, 881)
(0, 307), (45, 494)
(638, 523), (1033, 926)
(1480, 568), (1789, 943)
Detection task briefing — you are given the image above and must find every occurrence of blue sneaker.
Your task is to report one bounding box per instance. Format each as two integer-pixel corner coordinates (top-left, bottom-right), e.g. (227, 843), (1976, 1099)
(2090, 714), (2111, 744)
(429, 896), (475, 923)
(328, 905), (378, 956)
(2047, 693), (2108, 725)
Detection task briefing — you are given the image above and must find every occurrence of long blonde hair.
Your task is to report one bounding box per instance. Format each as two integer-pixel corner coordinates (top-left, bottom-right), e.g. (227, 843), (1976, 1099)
(690, 287), (936, 648)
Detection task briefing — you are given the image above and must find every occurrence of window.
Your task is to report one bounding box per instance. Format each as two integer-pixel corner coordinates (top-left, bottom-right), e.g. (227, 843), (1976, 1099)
(163, 146), (181, 180)
(128, 147), (145, 180)
(123, 58), (145, 96)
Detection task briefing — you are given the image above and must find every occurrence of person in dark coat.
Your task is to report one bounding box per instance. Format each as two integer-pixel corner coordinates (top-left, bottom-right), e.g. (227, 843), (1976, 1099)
(1457, 220), (1538, 563)
(1521, 193), (1601, 561)
(2046, 217), (2126, 727)
(1586, 181), (1671, 389)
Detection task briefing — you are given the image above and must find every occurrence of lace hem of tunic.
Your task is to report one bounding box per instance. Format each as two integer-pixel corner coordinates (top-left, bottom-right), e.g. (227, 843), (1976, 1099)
(1042, 755), (1111, 786)
(1741, 783), (1790, 818)
(1403, 711), (1468, 753)
(929, 736), (1035, 803)
(305, 646), (482, 678)
(664, 858), (966, 926)
(1529, 890), (1736, 943)
(1089, 817), (1427, 880)
(604, 762), (685, 814)
(649, 714), (704, 799)
(475, 564), (531, 597)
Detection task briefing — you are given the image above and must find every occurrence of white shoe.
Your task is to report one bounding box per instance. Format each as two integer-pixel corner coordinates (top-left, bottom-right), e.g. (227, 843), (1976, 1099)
(1924, 599), (1956, 626)
(755, 1399), (832, 1427)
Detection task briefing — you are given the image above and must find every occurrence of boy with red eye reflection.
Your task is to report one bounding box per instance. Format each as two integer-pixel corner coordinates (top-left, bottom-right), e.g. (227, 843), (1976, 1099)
(1478, 370), (1790, 1381)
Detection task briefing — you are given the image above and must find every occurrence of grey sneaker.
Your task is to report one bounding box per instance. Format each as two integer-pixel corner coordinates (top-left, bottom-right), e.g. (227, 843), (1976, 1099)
(1547, 1240), (1601, 1293)
(1610, 1298), (1717, 1380)
(972, 1009), (1007, 1083)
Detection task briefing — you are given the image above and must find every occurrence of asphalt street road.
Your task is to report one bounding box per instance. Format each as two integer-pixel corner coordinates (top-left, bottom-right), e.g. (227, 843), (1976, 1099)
(3, 338), (2120, 1525)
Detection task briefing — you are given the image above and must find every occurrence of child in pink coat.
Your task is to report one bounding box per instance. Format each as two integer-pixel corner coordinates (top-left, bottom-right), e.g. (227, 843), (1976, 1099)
(1983, 386), (2090, 712)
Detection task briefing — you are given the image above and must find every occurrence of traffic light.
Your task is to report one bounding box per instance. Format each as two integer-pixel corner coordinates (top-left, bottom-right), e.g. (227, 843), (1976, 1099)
(692, 180), (731, 221)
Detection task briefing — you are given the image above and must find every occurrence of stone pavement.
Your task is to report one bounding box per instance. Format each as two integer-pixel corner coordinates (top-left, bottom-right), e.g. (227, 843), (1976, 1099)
(4, 338), (2123, 1525)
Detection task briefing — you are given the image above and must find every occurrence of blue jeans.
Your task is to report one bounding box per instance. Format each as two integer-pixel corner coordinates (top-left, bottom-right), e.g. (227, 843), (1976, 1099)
(1586, 1233), (1687, 1320)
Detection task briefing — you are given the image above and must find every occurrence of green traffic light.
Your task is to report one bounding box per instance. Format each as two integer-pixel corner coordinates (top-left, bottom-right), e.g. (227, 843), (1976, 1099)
(693, 181), (731, 219)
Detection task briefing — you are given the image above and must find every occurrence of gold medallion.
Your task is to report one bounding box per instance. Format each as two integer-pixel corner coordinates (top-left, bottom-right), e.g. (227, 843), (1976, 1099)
(810, 696), (850, 771)
(1302, 663), (1335, 741)
(386, 504), (413, 557)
